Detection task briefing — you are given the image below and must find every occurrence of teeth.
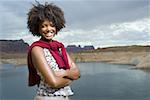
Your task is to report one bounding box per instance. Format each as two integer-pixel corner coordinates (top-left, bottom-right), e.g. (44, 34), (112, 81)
(46, 35), (52, 37)
(48, 32), (54, 34)
(46, 32), (53, 37)
(43, 32), (54, 37)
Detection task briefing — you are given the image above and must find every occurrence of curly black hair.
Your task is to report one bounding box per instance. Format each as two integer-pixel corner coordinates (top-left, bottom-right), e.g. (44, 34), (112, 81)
(27, 2), (66, 36)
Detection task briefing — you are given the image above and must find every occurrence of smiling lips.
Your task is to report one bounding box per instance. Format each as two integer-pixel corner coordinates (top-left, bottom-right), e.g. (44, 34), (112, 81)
(45, 32), (54, 37)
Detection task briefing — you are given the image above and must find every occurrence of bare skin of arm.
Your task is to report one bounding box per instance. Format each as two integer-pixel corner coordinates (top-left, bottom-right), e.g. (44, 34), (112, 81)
(65, 53), (80, 80)
(55, 53), (80, 80)
(31, 46), (72, 89)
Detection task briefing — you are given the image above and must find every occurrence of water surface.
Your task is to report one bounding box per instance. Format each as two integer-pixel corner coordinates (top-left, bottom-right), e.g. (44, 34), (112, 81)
(0, 62), (150, 100)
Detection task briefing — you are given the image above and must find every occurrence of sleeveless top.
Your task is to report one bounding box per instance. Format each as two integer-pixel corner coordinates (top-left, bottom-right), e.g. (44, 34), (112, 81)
(36, 48), (74, 96)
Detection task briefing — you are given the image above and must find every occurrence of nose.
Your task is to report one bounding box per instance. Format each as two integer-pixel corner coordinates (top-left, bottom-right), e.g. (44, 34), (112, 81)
(46, 26), (54, 33)
(46, 29), (50, 33)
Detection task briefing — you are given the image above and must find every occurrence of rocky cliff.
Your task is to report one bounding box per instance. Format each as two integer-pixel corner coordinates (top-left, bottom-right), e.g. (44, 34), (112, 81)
(0, 39), (29, 53)
(0, 39), (28, 64)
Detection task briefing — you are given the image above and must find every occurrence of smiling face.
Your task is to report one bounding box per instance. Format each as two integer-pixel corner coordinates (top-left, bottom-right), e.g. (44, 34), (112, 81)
(39, 19), (57, 41)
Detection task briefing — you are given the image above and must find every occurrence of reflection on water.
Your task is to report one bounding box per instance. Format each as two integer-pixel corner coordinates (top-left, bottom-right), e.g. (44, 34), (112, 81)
(71, 62), (150, 100)
(0, 64), (36, 100)
(141, 69), (150, 73)
(79, 62), (132, 75)
(0, 62), (150, 100)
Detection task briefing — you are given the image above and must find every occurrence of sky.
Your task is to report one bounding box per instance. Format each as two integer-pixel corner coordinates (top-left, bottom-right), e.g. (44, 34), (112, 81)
(0, 0), (150, 48)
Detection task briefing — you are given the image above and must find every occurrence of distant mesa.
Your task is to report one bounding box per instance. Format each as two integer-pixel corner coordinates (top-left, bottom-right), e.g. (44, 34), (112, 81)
(1, 39), (149, 54)
(66, 45), (95, 53)
(0, 39), (95, 53)
(0, 39), (29, 53)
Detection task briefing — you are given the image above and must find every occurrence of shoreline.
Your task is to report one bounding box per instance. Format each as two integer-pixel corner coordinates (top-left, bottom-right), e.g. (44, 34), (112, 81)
(0, 58), (27, 66)
(69, 51), (150, 69)
(1, 51), (150, 69)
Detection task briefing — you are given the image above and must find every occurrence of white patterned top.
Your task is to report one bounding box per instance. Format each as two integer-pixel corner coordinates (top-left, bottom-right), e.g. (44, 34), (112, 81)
(36, 48), (74, 96)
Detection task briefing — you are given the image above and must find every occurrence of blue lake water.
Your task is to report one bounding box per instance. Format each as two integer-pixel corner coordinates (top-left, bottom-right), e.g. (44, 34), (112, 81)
(0, 62), (150, 100)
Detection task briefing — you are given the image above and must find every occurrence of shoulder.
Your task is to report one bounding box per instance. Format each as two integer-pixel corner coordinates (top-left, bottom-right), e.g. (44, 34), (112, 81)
(31, 46), (47, 62)
(29, 40), (44, 52)
(31, 46), (44, 55)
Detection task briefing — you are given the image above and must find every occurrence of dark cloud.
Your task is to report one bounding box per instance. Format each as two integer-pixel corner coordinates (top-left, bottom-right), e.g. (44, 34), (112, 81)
(0, 0), (149, 47)
(54, 0), (149, 29)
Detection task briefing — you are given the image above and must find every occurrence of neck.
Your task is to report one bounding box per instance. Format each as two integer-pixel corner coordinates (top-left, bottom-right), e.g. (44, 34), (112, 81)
(40, 37), (53, 42)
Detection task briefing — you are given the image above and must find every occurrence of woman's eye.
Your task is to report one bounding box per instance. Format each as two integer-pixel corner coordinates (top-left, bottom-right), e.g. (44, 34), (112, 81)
(45, 24), (48, 27)
(41, 24), (48, 28)
(50, 23), (55, 27)
(51, 30), (55, 33)
(41, 25), (44, 28)
(51, 25), (54, 27)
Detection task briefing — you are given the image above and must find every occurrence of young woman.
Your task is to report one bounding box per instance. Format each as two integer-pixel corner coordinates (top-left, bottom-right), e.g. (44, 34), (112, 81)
(27, 2), (80, 100)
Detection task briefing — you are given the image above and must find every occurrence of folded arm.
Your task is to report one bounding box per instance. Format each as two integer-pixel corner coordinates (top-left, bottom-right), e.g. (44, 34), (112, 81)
(63, 53), (80, 80)
(31, 46), (72, 89)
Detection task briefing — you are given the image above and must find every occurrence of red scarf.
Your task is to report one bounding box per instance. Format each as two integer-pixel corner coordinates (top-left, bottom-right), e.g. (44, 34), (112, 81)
(27, 39), (70, 86)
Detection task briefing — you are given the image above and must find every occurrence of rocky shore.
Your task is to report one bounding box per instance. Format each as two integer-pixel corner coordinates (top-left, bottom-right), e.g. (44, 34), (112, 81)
(0, 45), (150, 69)
(0, 51), (150, 69)
(69, 51), (150, 69)
(0, 53), (27, 65)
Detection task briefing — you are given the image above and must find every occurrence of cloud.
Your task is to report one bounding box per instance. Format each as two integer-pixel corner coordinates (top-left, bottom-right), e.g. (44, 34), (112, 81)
(3, 18), (149, 48)
(0, 0), (149, 48)
(0, 1), (29, 39)
(59, 0), (150, 29)
(54, 18), (150, 48)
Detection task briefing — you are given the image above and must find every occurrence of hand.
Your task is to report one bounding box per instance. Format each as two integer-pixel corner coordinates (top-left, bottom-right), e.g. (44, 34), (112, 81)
(55, 70), (66, 78)
(55, 70), (74, 80)
(65, 68), (80, 80)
